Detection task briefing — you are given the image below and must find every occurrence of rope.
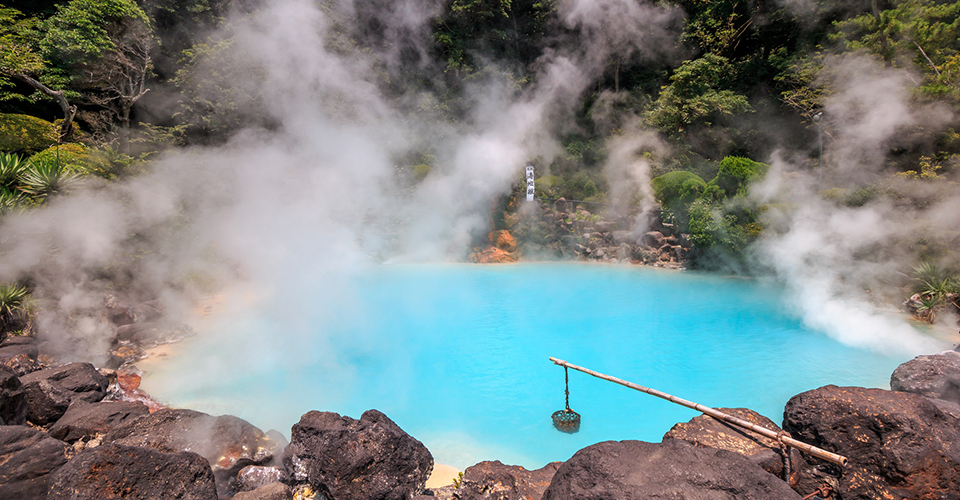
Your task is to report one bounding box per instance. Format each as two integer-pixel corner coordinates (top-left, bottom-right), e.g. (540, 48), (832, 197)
(564, 366), (570, 410)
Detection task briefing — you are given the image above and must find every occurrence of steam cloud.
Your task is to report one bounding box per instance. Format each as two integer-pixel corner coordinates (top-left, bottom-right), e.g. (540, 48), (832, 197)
(0, 0), (954, 368)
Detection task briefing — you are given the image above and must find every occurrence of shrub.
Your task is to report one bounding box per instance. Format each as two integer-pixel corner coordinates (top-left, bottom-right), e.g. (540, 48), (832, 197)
(0, 283), (31, 334)
(0, 114), (58, 153)
(713, 156), (769, 197)
(651, 170), (707, 208)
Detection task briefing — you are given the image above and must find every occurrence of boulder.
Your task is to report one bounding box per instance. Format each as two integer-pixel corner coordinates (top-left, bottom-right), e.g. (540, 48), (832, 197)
(233, 482), (293, 500)
(456, 460), (560, 500)
(0, 341), (40, 376)
(663, 408), (801, 486)
(48, 400), (149, 443)
(541, 439), (801, 500)
(113, 321), (195, 347)
(490, 231), (518, 252)
(0, 366), (26, 425)
(611, 231), (635, 245)
(283, 409), (433, 500)
(890, 352), (960, 404)
(783, 385), (960, 500)
(0, 425), (69, 499)
(1, 354), (42, 376)
(104, 408), (281, 494)
(236, 465), (288, 492)
(102, 296), (163, 327)
(19, 362), (108, 425)
(46, 443), (217, 500)
(638, 231), (665, 249)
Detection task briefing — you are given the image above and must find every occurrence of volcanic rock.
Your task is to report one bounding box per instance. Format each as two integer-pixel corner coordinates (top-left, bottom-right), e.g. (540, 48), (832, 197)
(455, 460), (560, 500)
(46, 443), (217, 500)
(664, 407), (801, 485)
(0, 339), (40, 376)
(541, 439), (801, 500)
(638, 231), (665, 249)
(233, 481), (293, 500)
(19, 362), (108, 425)
(104, 408), (281, 494)
(890, 351), (960, 404)
(103, 296), (163, 327)
(113, 321), (195, 347)
(236, 465), (288, 492)
(48, 400), (149, 443)
(0, 366), (26, 425)
(283, 409), (433, 500)
(490, 230), (518, 252)
(0, 425), (70, 499)
(783, 385), (960, 500)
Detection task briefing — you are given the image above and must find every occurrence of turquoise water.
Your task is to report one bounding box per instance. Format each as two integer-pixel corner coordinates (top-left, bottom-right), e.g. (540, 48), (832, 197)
(141, 263), (916, 469)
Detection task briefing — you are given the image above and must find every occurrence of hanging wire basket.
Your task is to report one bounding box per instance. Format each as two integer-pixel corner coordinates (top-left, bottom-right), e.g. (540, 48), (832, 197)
(552, 408), (581, 433)
(552, 366), (581, 433)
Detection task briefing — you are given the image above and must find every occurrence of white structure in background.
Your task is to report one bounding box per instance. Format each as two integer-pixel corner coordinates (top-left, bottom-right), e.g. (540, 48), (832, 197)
(525, 166), (535, 201)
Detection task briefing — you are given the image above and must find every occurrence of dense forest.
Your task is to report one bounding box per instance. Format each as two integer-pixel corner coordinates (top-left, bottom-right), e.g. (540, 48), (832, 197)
(1, 0), (959, 340)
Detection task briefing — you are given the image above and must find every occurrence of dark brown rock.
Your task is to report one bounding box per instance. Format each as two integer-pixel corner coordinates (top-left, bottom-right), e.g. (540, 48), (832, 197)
(664, 407), (801, 486)
(104, 408), (281, 496)
(456, 460), (560, 500)
(46, 443), (217, 500)
(541, 439), (801, 500)
(19, 362), (108, 425)
(890, 352), (960, 404)
(283, 409), (433, 500)
(638, 231), (665, 249)
(1, 353), (42, 376)
(0, 366), (26, 425)
(0, 425), (69, 499)
(48, 400), (149, 443)
(783, 385), (960, 500)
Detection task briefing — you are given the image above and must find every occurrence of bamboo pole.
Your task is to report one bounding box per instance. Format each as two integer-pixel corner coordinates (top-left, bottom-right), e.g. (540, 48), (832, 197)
(549, 357), (848, 467)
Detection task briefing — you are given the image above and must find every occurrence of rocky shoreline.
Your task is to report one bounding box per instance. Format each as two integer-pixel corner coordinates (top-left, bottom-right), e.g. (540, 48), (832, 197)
(3, 290), (960, 499)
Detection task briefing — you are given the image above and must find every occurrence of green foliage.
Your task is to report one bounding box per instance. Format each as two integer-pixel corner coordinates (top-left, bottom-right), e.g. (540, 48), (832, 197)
(19, 155), (83, 198)
(713, 156), (769, 196)
(39, 0), (151, 69)
(910, 261), (960, 322)
(646, 54), (753, 135)
(0, 282), (31, 333)
(0, 152), (28, 189)
(0, 113), (58, 152)
(0, 8), (45, 92)
(651, 170), (706, 209)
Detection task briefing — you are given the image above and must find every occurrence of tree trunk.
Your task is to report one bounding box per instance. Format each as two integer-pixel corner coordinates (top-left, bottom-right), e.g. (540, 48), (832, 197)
(14, 74), (77, 143)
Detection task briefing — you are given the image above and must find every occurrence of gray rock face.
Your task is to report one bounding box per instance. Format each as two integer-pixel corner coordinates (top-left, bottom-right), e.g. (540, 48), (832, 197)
(0, 366), (26, 425)
(104, 408), (282, 495)
(19, 362), (108, 425)
(890, 352), (960, 404)
(663, 407), (801, 486)
(48, 400), (149, 443)
(283, 409), (433, 500)
(783, 385), (960, 500)
(541, 439), (802, 500)
(0, 425), (69, 500)
(47, 443), (217, 500)
(236, 465), (288, 492)
(638, 231), (665, 249)
(232, 482), (293, 500)
(456, 460), (560, 500)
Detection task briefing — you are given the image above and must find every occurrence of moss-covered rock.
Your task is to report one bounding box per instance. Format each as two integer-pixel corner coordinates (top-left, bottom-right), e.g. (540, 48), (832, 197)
(0, 114), (58, 154)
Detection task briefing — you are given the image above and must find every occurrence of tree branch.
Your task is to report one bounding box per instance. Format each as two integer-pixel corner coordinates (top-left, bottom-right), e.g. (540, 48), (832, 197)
(11, 73), (77, 142)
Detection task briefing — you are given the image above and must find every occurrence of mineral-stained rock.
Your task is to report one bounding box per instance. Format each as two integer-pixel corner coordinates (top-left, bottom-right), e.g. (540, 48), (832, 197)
(0, 366), (26, 425)
(113, 321), (195, 347)
(890, 352), (960, 404)
(542, 439), (801, 500)
(48, 400), (149, 443)
(663, 407), (801, 486)
(0, 340), (41, 376)
(19, 362), (108, 425)
(283, 409), (433, 500)
(783, 385), (960, 500)
(233, 481), (293, 500)
(46, 443), (217, 500)
(638, 231), (665, 249)
(236, 465), (289, 492)
(490, 230), (518, 252)
(1, 353), (42, 376)
(0, 425), (69, 499)
(456, 460), (560, 500)
(104, 408), (281, 495)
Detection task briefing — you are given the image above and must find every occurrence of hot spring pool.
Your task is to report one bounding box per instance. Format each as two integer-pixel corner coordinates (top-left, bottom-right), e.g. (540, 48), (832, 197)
(140, 263), (934, 470)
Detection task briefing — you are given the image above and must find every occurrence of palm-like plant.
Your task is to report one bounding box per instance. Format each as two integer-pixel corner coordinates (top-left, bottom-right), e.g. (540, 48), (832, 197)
(910, 261), (960, 322)
(0, 153), (29, 190)
(0, 283), (31, 333)
(19, 158), (82, 199)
